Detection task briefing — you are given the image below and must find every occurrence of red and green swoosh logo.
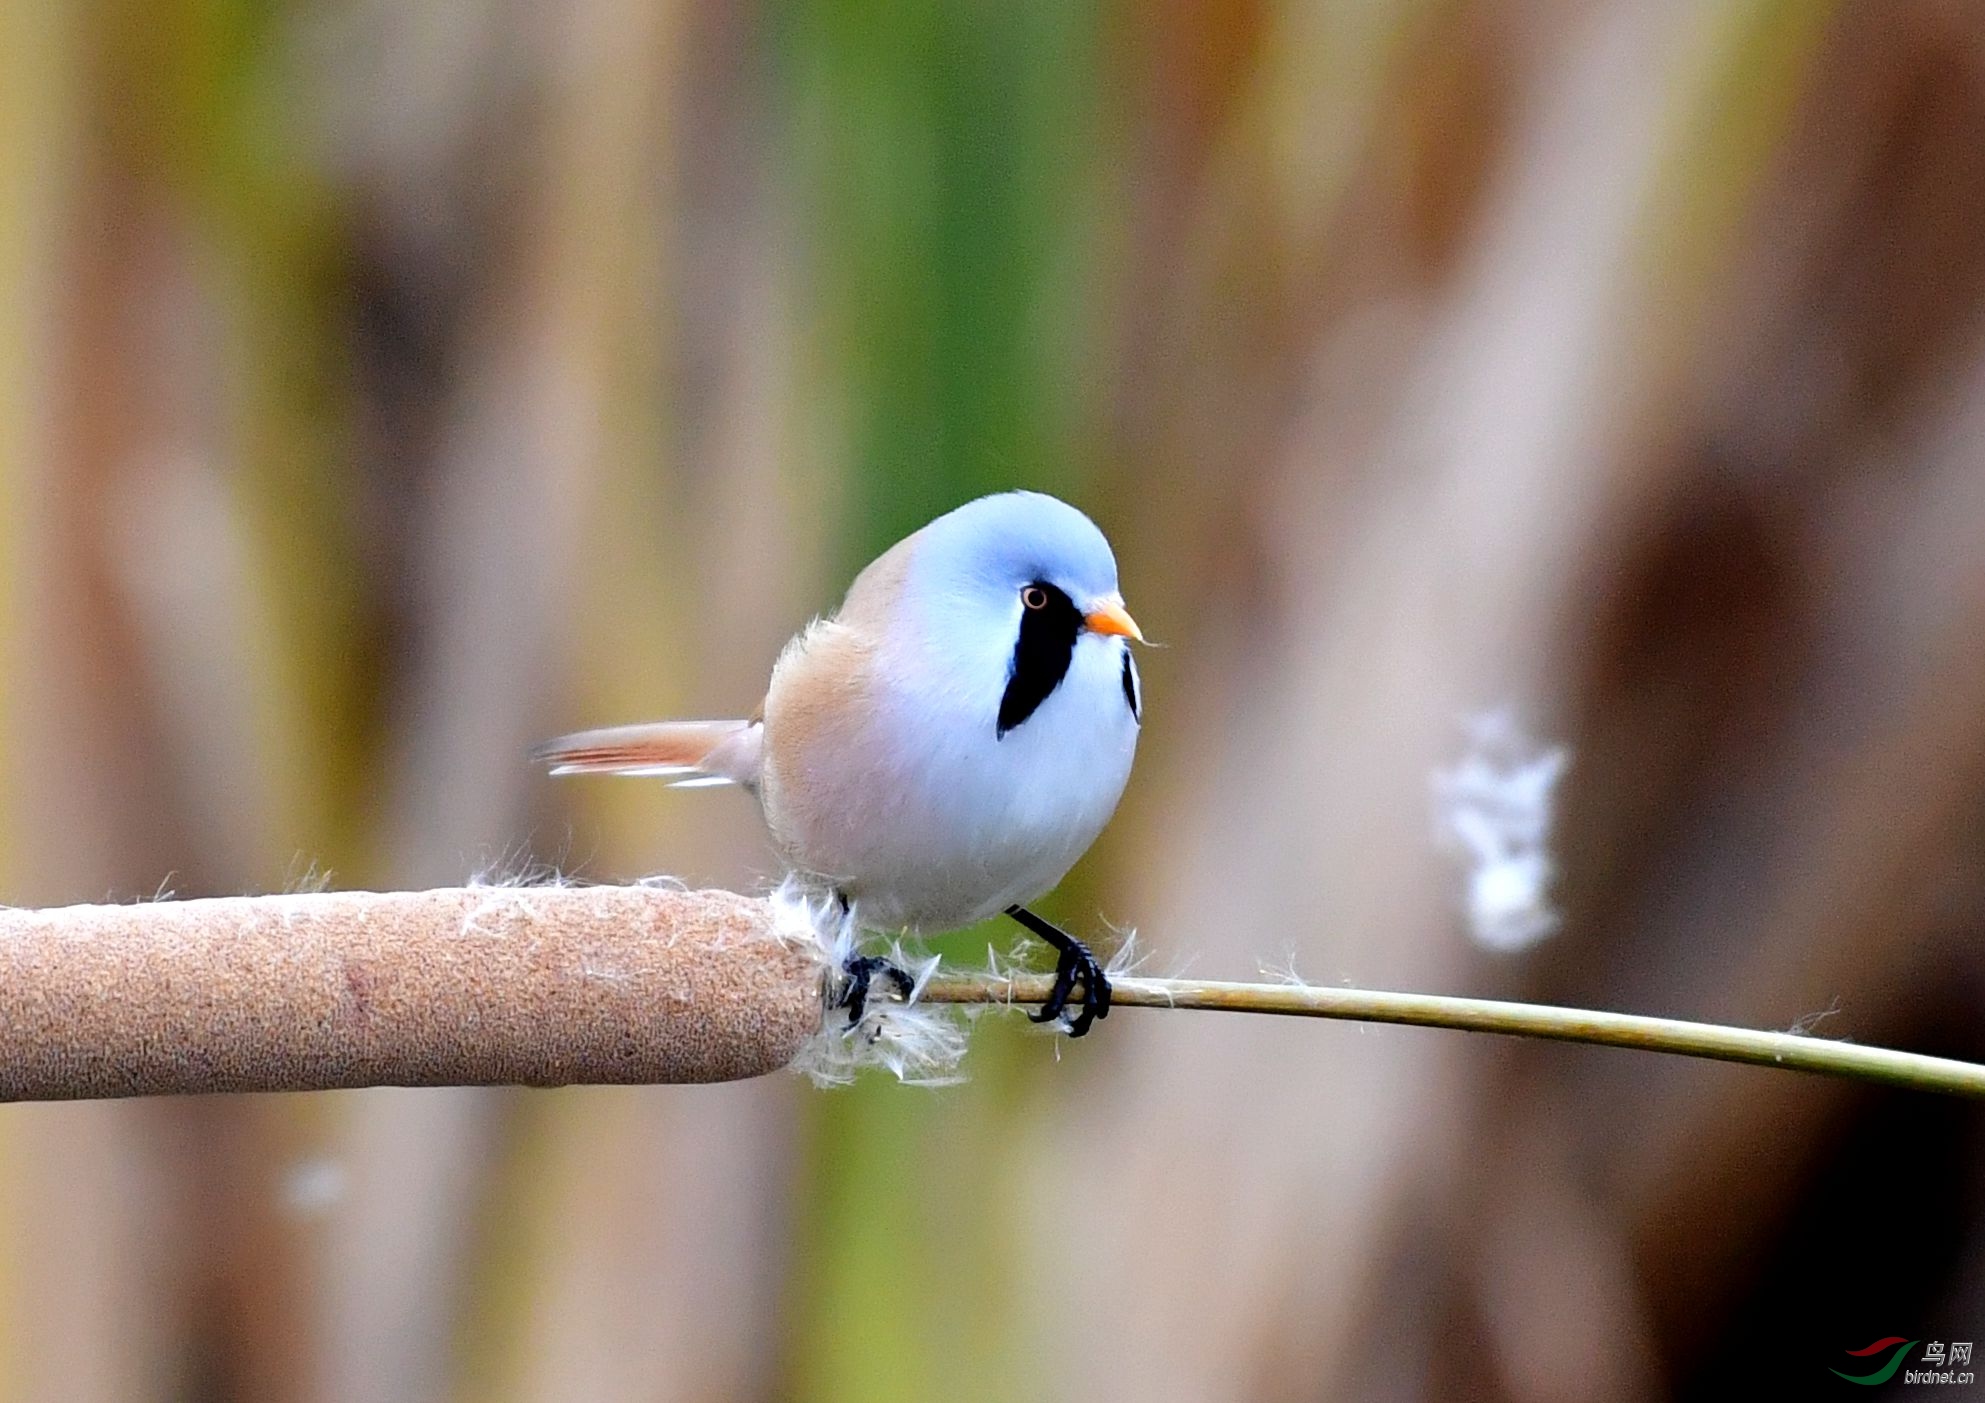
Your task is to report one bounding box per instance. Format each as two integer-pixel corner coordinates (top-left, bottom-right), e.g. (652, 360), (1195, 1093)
(1831, 1338), (1916, 1385)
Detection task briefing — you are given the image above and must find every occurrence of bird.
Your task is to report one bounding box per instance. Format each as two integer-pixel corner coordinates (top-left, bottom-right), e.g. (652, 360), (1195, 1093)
(534, 490), (1144, 1035)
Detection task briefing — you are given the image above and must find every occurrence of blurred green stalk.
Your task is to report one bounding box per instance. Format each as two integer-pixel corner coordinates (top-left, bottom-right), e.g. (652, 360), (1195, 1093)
(771, 3), (1105, 1400)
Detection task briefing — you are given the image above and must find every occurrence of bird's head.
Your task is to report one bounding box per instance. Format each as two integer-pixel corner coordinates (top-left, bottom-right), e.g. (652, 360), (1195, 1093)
(901, 491), (1143, 737)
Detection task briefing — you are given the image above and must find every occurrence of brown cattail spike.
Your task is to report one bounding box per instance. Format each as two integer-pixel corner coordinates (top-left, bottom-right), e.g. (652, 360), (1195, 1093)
(0, 884), (829, 1099)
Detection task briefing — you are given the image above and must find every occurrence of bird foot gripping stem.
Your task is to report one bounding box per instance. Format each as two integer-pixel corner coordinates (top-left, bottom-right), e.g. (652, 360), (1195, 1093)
(1006, 905), (1112, 1037)
(836, 954), (915, 1027)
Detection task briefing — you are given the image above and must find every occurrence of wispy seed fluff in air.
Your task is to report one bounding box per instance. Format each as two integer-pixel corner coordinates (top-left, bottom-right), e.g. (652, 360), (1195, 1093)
(1432, 711), (1570, 953)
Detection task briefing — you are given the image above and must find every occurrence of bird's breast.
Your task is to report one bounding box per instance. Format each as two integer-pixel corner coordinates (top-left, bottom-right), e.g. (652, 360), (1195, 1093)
(760, 632), (1137, 933)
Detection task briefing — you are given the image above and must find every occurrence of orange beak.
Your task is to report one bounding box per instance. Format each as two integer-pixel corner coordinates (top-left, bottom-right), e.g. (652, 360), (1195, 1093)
(1083, 595), (1144, 643)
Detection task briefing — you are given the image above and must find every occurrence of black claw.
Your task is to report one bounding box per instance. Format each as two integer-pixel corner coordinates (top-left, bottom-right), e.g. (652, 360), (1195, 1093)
(1029, 957), (1079, 1027)
(1006, 905), (1112, 1038)
(838, 954), (914, 1026)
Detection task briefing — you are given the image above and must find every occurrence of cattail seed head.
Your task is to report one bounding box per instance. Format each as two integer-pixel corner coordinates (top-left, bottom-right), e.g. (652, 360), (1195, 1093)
(0, 884), (832, 1099)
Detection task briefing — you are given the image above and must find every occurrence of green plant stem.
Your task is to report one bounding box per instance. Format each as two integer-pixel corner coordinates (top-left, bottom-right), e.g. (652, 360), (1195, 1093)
(917, 973), (1985, 1099)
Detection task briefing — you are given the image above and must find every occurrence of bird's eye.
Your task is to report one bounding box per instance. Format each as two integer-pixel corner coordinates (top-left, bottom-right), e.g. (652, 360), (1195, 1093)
(1021, 585), (1049, 610)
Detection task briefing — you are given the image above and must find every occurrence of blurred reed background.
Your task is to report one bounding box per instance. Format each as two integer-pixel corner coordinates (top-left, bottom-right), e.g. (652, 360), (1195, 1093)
(2, 1), (1983, 1399)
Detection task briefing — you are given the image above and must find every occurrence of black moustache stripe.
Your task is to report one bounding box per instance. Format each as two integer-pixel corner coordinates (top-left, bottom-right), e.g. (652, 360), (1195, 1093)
(1121, 648), (1141, 723)
(997, 582), (1082, 738)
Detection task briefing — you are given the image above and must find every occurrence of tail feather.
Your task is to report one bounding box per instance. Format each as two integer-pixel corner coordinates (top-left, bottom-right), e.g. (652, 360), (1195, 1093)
(532, 719), (761, 788)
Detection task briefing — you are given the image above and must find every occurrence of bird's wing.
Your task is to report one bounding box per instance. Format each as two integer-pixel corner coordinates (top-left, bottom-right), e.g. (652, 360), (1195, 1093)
(531, 719), (763, 788)
(833, 531), (916, 630)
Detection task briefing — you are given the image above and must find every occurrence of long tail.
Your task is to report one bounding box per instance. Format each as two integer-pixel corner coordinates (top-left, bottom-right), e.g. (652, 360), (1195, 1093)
(531, 719), (762, 789)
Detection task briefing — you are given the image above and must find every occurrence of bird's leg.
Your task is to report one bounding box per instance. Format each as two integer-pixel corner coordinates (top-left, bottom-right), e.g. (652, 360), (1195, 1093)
(837, 954), (915, 1027)
(829, 889), (914, 1026)
(1005, 905), (1112, 1037)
